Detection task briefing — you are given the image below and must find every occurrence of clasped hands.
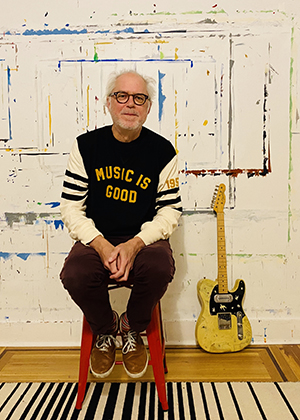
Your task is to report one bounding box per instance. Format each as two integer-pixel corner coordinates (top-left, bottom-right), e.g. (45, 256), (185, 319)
(89, 235), (145, 282)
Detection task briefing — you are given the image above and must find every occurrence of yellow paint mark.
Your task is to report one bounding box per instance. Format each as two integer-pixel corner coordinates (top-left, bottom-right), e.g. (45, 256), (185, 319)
(48, 95), (52, 144)
(174, 89), (179, 154)
(175, 48), (179, 60)
(94, 42), (113, 45)
(207, 70), (210, 76)
(87, 85), (90, 126)
(203, 120), (208, 126)
(143, 39), (169, 44)
(245, 54), (248, 58)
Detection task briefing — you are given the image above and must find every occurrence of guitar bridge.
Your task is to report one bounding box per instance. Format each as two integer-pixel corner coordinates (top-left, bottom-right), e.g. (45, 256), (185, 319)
(218, 313), (231, 330)
(237, 311), (244, 340)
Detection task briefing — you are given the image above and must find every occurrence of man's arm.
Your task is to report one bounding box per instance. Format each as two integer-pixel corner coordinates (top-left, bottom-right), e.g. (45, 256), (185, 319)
(135, 154), (182, 246)
(60, 140), (102, 245)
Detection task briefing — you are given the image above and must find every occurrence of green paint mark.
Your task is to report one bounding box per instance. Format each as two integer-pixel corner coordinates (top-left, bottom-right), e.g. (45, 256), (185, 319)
(231, 253), (286, 259)
(188, 253), (197, 257)
(181, 11), (203, 15)
(207, 9), (226, 15)
(94, 46), (99, 61)
(288, 25), (294, 242)
(147, 12), (176, 16)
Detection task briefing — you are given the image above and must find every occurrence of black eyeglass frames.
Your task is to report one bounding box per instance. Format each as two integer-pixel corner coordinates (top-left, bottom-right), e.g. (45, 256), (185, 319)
(110, 91), (149, 106)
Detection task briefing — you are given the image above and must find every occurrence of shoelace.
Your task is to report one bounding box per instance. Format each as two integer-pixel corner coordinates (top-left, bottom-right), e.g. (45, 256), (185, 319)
(96, 334), (120, 352)
(122, 330), (138, 355)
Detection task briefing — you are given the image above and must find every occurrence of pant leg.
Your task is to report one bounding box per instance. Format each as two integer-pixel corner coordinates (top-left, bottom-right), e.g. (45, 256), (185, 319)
(126, 239), (175, 332)
(60, 241), (114, 335)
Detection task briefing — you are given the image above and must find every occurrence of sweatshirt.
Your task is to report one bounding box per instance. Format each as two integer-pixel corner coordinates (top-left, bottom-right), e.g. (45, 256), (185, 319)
(60, 125), (182, 246)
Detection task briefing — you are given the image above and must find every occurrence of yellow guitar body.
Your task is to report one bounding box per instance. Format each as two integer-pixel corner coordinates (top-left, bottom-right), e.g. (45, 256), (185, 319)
(196, 277), (252, 353)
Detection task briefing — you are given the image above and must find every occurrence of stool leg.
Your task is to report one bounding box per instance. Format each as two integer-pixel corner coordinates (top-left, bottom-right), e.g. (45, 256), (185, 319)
(146, 304), (168, 411)
(76, 316), (94, 410)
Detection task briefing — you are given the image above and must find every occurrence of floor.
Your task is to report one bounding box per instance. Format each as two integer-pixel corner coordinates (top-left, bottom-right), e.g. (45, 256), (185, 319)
(0, 345), (300, 383)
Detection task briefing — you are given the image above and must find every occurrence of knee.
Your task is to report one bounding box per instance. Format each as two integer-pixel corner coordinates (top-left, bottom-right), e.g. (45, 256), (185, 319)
(136, 242), (175, 284)
(60, 246), (104, 296)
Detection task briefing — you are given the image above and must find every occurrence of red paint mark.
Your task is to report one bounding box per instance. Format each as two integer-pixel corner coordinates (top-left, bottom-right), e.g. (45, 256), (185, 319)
(212, 4), (218, 8)
(182, 167), (271, 178)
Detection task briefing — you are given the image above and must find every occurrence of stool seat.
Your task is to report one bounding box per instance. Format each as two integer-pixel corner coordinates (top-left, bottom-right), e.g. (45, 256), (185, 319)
(75, 295), (168, 411)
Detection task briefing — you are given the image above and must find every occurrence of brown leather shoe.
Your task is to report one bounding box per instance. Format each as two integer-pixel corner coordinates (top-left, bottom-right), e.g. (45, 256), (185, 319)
(121, 330), (149, 378)
(90, 311), (120, 378)
(90, 334), (119, 378)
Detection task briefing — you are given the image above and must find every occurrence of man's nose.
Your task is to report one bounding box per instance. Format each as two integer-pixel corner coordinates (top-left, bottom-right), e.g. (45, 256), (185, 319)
(126, 95), (135, 106)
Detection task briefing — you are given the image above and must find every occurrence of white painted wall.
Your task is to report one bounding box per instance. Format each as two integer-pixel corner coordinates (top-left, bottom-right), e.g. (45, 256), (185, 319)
(1, 1), (300, 346)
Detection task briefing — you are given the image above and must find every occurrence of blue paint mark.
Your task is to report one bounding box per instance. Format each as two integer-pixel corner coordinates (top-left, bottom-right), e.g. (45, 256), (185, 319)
(23, 28), (88, 36)
(54, 220), (64, 230)
(7, 66), (12, 140)
(45, 202), (60, 208)
(158, 70), (166, 122)
(22, 26), (136, 37)
(95, 27), (134, 35)
(0, 252), (12, 261)
(0, 252), (47, 261)
(17, 253), (32, 261)
(58, 58), (193, 72)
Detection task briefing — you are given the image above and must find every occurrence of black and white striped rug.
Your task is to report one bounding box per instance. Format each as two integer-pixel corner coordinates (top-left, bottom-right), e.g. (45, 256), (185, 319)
(1, 381), (300, 420)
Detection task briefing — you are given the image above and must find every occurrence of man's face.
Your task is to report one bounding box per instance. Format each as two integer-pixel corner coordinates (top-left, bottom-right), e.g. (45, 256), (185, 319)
(106, 73), (151, 132)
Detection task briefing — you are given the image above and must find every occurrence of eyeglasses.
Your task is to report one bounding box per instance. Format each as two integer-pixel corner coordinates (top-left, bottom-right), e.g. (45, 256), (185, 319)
(110, 91), (149, 106)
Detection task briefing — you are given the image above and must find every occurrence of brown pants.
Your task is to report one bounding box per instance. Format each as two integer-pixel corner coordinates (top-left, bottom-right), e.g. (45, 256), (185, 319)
(60, 237), (175, 335)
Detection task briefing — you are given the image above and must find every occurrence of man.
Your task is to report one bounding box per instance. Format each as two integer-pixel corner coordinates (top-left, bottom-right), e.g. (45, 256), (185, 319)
(60, 70), (182, 379)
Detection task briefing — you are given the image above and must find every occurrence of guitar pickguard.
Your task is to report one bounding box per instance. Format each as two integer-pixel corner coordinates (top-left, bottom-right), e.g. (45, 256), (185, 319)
(209, 279), (246, 319)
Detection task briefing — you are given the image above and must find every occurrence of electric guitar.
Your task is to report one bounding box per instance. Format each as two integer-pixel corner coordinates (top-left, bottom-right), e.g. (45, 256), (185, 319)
(195, 184), (252, 353)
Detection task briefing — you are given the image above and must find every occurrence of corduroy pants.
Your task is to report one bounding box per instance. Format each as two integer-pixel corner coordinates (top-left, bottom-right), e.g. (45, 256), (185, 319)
(60, 237), (175, 335)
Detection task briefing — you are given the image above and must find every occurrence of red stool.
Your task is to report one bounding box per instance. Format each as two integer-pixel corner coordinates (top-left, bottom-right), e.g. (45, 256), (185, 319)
(75, 285), (168, 411)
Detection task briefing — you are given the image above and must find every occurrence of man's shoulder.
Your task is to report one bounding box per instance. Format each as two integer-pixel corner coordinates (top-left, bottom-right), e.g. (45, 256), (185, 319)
(77, 125), (111, 143)
(142, 127), (175, 152)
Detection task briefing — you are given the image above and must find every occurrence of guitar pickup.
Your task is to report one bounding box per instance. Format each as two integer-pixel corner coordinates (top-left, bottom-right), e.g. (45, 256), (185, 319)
(214, 294), (233, 303)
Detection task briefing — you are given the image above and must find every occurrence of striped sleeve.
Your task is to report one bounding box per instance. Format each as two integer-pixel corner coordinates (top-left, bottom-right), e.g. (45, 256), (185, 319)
(136, 154), (182, 246)
(60, 140), (102, 244)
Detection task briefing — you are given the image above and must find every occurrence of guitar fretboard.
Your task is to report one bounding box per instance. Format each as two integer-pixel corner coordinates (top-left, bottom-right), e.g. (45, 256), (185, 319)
(217, 212), (228, 293)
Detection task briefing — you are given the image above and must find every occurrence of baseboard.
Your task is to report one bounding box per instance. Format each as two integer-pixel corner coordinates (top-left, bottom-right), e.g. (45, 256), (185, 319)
(0, 318), (299, 346)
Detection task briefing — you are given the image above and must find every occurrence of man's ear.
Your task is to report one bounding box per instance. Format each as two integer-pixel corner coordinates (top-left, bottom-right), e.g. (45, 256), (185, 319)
(147, 101), (152, 114)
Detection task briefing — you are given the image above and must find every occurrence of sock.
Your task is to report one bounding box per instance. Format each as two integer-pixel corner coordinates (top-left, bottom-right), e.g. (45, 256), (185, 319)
(121, 312), (131, 333)
(106, 310), (118, 335)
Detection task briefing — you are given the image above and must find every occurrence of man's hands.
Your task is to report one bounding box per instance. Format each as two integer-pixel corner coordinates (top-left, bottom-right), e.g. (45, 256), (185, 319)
(89, 235), (145, 282)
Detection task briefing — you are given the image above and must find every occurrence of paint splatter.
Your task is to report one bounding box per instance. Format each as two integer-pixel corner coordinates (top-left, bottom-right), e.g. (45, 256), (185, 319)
(158, 71), (166, 122)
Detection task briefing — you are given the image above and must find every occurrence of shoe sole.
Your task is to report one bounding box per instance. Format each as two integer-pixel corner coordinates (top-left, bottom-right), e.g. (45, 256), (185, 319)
(123, 351), (149, 379)
(89, 358), (116, 378)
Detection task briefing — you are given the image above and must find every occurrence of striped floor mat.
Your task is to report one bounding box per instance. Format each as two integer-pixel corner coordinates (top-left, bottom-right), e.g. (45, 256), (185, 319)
(1, 382), (300, 420)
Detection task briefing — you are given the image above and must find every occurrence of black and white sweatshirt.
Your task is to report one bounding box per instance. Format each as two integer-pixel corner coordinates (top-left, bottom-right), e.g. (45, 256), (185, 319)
(60, 125), (182, 246)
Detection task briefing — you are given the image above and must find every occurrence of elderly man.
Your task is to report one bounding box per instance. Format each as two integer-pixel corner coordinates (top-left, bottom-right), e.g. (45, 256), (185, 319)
(60, 70), (182, 379)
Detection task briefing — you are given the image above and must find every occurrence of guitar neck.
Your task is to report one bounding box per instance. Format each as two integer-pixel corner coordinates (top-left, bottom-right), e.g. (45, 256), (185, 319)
(217, 212), (228, 293)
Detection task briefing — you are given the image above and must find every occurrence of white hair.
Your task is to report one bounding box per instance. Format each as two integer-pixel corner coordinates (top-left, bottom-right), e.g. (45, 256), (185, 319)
(104, 69), (156, 103)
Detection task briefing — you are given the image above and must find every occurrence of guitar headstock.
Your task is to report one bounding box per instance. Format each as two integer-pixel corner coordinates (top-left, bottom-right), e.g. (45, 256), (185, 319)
(211, 184), (226, 214)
